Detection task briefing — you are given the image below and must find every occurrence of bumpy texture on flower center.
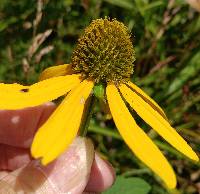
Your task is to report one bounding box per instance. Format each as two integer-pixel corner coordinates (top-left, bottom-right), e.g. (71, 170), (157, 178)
(71, 18), (135, 83)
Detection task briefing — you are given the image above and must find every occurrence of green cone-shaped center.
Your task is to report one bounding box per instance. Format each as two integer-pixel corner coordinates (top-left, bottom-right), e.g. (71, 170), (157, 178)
(71, 18), (135, 83)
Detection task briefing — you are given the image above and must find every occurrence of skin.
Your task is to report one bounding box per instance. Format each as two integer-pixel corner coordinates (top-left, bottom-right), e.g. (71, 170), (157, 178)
(0, 103), (115, 193)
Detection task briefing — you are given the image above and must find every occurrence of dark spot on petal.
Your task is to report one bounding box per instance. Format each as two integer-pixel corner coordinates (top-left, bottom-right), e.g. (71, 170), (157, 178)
(20, 88), (29, 92)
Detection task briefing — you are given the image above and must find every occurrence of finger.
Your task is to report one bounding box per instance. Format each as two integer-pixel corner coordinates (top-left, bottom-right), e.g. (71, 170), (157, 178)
(0, 146), (115, 192)
(0, 171), (8, 179)
(0, 103), (56, 148)
(85, 153), (115, 192)
(0, 144), (31, 171)
(0, 137), (94, 194)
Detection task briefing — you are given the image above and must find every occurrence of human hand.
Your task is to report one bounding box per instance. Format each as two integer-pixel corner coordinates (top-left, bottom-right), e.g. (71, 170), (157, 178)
(0, 103), (115, 193)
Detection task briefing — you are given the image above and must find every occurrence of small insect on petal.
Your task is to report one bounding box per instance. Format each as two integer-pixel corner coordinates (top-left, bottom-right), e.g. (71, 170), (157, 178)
(80, 97), (85, 105)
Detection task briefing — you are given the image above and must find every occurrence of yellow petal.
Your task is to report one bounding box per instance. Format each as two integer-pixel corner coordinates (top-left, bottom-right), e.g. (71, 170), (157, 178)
(31, 79), (94, 165)
(39, 64), (74, 81)
(106, 83), (176, 189)
(127, 81), (167, 120)
(0, 74), (81, 110)
(119, 84), (199, 161)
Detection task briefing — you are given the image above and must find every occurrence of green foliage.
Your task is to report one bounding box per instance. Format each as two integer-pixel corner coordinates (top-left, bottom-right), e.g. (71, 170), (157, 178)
(0, 0), (200, 193)
(167, 51), (200, 95)
(103, 176), (151, 194)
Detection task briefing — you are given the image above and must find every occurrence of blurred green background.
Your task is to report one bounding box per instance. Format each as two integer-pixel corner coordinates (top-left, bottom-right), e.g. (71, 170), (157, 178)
(0, 0), (200, 193)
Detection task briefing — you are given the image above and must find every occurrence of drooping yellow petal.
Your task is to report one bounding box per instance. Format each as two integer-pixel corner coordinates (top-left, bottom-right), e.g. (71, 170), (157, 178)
(31, 79), (94, 165)
(120, 84), (199, 161)
(127, 81), (167, 120)
(0, 74), (81, 110)
(106, 83), (176, 189)
(39, 64), (74, 81)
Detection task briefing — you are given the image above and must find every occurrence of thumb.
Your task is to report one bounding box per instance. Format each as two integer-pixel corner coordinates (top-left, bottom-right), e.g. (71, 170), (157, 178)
(0, 137), (94, 194)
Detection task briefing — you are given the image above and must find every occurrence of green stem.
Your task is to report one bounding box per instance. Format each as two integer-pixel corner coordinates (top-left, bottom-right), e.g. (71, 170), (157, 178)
(79, 95), (96, 137)
(88, 124), (121, 139)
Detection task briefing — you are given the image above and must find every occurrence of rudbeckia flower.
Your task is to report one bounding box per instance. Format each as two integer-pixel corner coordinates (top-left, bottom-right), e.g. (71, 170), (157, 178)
(0, 18), (198, 188)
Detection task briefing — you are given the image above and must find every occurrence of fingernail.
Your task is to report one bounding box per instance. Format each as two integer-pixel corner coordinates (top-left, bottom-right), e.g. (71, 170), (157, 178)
(35, 137), (94, 193)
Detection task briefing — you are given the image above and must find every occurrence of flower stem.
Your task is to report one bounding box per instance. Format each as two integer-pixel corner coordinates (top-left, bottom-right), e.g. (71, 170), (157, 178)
(79, 95), (96, 137)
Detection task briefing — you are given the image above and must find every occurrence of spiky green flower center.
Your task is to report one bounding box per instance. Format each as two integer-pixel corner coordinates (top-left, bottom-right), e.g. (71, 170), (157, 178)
(71, 18), (135, 83)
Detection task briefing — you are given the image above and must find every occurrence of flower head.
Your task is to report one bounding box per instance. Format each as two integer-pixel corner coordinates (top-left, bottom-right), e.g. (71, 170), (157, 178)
(0, 18), (198, 189)
(71, 18), (135, 83)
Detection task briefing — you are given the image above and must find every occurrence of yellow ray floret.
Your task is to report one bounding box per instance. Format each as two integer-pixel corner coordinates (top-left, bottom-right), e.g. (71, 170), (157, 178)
(39, 64), (74, 81)
(31, 79), (94, 165)
(127, 81), (167, 120)
(0, 74), (81, 110)
(119, 84), (199, 161)
(106, 83), (176, 188)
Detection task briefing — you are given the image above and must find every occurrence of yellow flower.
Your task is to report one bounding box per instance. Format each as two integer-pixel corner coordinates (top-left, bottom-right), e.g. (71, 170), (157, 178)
(0, 18), (198, 189)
